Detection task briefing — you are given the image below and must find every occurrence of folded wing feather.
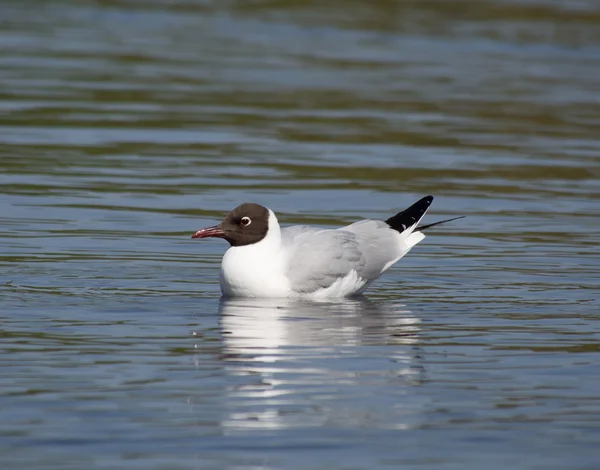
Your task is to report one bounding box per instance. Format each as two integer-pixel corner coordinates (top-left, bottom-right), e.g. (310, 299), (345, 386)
(282, 220), (410, 294)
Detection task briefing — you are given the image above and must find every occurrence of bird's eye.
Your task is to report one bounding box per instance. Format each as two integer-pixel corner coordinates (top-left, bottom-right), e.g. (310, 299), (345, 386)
(241, 216), (251, 226)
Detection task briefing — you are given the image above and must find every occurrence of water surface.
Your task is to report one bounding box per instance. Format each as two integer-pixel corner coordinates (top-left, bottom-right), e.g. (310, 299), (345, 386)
(1, 1), (600, 469)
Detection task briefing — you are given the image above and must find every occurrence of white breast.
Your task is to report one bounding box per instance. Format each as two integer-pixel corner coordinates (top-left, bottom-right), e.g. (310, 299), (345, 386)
(219, 210), (292, 298)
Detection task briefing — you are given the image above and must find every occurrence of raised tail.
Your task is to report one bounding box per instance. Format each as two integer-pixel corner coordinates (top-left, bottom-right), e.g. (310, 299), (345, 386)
(385, 195), (433, 234)
(386, 195), (463, 249)
(386, 195), (433, 250)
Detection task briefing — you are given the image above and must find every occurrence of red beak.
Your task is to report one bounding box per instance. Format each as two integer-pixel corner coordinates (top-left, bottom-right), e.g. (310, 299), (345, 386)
(191, 225), (226, 239)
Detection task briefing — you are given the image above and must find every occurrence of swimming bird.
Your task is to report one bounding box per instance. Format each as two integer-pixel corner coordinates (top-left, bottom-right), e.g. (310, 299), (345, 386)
(191, 196), (462, 298)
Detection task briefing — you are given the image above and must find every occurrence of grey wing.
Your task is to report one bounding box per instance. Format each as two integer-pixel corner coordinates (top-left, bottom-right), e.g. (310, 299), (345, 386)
(342, 219), (408, 279)
(282, 227), (365, 294)
(281, 221), (405, 294)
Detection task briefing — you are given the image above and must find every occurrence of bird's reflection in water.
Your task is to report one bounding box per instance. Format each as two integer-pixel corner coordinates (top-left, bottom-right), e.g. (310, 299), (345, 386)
(215, 297), (426, 432)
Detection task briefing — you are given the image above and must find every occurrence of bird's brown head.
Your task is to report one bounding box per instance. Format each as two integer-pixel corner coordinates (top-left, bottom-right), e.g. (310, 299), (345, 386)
(191, 203), (270, 247)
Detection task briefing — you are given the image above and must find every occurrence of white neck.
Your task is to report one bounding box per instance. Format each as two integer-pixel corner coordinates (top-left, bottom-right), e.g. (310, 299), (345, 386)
(219, 209), (290, 297)
(258, 209), (281, 251)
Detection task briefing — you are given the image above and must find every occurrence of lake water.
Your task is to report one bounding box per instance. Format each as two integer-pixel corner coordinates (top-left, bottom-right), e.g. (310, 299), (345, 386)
(1, 1), (600, 469)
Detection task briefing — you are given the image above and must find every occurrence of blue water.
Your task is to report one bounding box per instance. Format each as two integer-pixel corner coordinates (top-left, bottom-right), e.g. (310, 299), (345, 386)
(2, 1), (600, 469)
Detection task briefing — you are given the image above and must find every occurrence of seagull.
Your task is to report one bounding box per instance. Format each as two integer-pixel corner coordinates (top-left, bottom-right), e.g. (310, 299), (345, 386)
(191, 196), (463, 298)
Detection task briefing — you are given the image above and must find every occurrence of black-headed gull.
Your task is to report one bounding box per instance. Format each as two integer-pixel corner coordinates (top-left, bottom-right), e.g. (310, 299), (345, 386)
(191, 196), (462, 298)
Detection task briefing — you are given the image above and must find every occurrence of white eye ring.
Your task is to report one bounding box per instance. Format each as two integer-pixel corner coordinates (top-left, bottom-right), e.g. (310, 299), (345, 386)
(241, 216), (251, 226)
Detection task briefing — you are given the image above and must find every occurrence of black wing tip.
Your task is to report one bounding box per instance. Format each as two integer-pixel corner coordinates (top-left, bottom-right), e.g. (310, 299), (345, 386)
(416, 195), (434, 206)
(386, 195), (435, 234)
(418, 215), (465, 231)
